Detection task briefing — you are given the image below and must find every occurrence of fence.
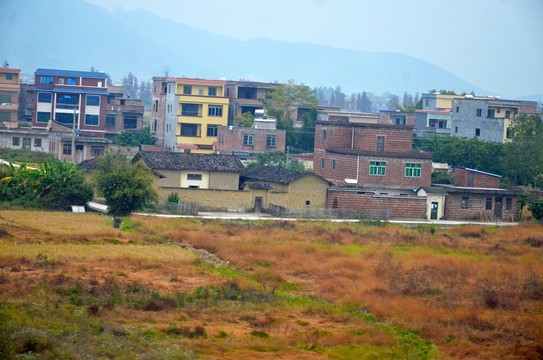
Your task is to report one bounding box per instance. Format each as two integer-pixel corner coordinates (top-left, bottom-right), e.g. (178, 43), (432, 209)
(267, 203), (391, 220)
(154, 201), (199, 215)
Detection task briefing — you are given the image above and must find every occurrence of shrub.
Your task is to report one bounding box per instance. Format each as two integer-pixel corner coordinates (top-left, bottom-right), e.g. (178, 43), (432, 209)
(528, 200), (543, 220)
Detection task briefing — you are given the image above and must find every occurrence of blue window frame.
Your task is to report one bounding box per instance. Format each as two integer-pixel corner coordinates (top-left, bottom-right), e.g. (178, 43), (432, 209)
(86, 95), (100, 106)
(67, 78), (77, 85)
(39, 76), (53, 84)
(57, 94), (78, 106)
(38, 92), (52, 103)
(85, 114), (99, 126)
(6, 74), (13, 80)
(36, 112), (51, 123)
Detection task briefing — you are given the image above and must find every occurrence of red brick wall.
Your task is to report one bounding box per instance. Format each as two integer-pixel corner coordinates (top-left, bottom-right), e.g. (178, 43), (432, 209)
(314, 152), (432, 187)
(454, 168), (501, 188)
(444, 193), (517, 221)
(328, 189), (427, 219)
(314, 122), (414, 155)
(216, 127), (286, 154)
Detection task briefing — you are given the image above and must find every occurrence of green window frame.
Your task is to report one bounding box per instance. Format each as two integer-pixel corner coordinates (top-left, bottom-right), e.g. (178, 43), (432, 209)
(369, 161), (386, 176)
(405, 163), (421, 177)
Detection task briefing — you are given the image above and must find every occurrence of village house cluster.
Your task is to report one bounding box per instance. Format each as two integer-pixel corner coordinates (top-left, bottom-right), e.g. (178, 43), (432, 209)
(2, 65), (538, 221)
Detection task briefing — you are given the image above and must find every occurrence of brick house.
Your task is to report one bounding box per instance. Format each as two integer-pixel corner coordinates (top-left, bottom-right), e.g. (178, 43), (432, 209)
(433, 167), (519, 222)
(33, 69), (109, 138)
(216, 113), (286, 158)
(225, 80), (276, 125)
(105, 86), (144, 140)
(313, 121), (433, 187)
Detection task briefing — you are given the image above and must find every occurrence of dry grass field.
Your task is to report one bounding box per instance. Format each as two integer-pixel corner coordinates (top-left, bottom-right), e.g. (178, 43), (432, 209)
(0, 210), (542, 359)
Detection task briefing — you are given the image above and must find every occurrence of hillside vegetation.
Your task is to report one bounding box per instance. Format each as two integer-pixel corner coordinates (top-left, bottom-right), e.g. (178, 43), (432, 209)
(0, 211), (542, 359)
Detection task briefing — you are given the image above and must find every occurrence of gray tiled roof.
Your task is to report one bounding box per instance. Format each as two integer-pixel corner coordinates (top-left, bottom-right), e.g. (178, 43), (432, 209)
(134, 151), (245, 173)
(242, 166), (329, 185)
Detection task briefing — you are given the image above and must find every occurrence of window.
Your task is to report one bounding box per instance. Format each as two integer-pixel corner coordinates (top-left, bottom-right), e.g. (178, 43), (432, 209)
(405, 163), (421, 177)
(91, 146), (104, 157)
(63, 144), (72, 155)
(106, 115), (116, 127)
(38, 92), (52, 103)
(487, 109), (495, 118)
(266, 135), (277, 147)
(180, 123), (199, 136)
(208, 105), (223, 117)
(505, 110), (511, 118)
(67, 78), (76, 85)
(12, 137), (19, 146)
(34, 138), (42, 147)
(181, 103), (199, 116)
(305, 200), (311, 206)
(425, 99), (429, 106)
(506, 198), (512, 211)
(6, 73), (12, 80)
(58, 78), (64, 85)
(370, 161), (386, 176)
(475, 128), (481, 137)
(506, 127), (514, 139)
(455, 126), (458, 133)
(154, 100), (158, 112)
(208, 87), (217, 96)
(243, 134), (254, 146)
(39, 76), (53, 84)
(0, 94), (11, 103)
(85, 114), (99, 126)
(395, 118), (406, 125)
(377, 136), (385, 152)
(322, 129), (327, 141)
(207, 125), (218, 137)
(187, 174), (202, 181)
(56, 94), (78, 107)
(332, 159), (336, 171)
(123, 115), (138, 129)
(320, 158), (325, 169)
(86, 95), (100, 106)
(486, 197), (492, 210)
(36, 112), (51, 123)
(183, 85), (192, 95)
(476, 108), (482, 117)
(456, 107), (459, 113)
(461, 196), (469, 209)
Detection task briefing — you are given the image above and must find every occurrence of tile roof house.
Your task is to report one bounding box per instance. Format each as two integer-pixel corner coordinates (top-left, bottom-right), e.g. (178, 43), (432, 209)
(240, 166), (331, 212)
(132, 151), (244, 192)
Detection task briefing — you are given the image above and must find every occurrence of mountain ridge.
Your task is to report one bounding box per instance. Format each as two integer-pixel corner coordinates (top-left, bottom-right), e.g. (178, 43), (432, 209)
(1, 0), (488, 95)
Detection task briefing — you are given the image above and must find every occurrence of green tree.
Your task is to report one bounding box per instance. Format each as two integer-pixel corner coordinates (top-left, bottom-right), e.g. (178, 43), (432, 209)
(0, 159), (92, 210)
(134, 126), (157, 145)
(235, 112), (254, 127)
(116, 131), (140, 146)
(260, 80), (318, 149)
(260, 80), (318, 129)
(528, 200), (543, 220)
(298, 108), (317, 151)
(94, 154), (158, 228)
(503, 114), (543, 186)
(248, 151), (308, 172)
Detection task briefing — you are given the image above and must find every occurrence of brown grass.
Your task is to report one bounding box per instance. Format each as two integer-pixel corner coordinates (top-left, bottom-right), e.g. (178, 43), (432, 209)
(1, 211), (543, 359)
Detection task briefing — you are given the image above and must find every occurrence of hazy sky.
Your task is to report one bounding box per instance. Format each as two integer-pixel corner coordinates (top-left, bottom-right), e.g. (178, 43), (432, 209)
(86, 0), (542, 97)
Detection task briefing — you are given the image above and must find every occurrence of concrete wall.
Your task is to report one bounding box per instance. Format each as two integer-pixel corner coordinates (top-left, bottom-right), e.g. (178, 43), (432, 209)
(450, 99), (505, 142)
(216, 126), (286, 154)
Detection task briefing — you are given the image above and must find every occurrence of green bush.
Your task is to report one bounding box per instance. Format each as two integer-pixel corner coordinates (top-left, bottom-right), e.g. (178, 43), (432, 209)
(528, 200), (543, 220)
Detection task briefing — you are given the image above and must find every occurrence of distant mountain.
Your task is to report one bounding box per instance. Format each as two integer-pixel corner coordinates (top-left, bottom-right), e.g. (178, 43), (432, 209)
(1, 0), (488, 95)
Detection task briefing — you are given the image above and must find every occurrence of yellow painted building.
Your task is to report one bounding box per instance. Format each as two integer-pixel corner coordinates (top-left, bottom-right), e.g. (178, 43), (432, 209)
(174, 78), (229, 154)
(435, 94), (493, 110)
(0, 67), (21, 128)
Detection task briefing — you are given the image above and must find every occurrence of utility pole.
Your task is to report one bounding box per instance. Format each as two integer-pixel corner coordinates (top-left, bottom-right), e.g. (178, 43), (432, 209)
(71, 107), (76, 163)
